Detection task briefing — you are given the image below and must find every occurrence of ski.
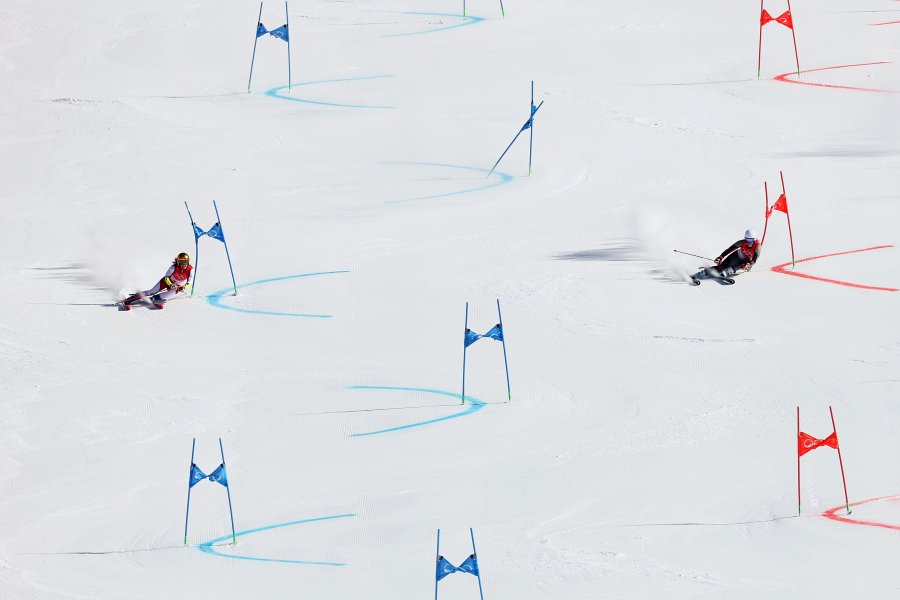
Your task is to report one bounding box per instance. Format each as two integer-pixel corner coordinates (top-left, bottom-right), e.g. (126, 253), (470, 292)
(691, 268), (736, 286)
(691, 276), (734, 285)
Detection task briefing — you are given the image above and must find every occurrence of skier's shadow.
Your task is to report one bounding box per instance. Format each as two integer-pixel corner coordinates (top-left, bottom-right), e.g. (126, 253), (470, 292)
(26, 264), (143, 308)
(29, 301), (130, 310)
(25, 263), (106, 291)
(553, 243), (642, 262)
(553, 242), (685, 284)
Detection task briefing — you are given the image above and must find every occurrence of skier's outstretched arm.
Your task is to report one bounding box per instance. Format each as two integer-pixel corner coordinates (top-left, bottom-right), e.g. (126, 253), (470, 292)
(715, 241), (741, 265)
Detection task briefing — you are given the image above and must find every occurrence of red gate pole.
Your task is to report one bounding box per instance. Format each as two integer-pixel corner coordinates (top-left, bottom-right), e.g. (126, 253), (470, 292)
(757, 0), (765, 78)
(780, 171), (796, 267)
(761, 181), (770, 246)
(786, 0), (801, 76)
(796, 406), (801, 515)
(829, 406), (852, 515)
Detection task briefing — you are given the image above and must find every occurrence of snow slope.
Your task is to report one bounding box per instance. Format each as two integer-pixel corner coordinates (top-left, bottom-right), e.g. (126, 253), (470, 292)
(1, 0), (899, 598)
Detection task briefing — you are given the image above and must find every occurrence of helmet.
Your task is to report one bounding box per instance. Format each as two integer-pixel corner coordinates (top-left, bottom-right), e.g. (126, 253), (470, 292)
(176, 252), (190, 266)
(744, 229), (757, 241)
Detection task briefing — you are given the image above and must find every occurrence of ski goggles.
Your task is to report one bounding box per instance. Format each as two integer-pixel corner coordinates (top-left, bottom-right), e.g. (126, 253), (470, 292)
(176, 259), (189, 267)
(744, 238), (756, 244)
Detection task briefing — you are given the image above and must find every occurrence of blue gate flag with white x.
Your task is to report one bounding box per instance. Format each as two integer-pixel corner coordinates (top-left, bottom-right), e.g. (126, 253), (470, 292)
(456, 554), (479, 576)
(208, 463), (229, 488)
(256, 22), (288, 41)
(192, 222), (226, 244)
(206, 222), (225, 243)
(268, 24), (289, 41)
(189, 463), (229, 488)
(189, 464), (207, 488)
(436, 554), (479, 581)
(520, 102), (539, 132)
(464, 324), (504, 347)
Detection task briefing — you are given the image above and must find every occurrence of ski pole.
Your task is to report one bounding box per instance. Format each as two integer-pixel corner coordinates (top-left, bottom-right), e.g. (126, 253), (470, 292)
(673, 249), (715, 262)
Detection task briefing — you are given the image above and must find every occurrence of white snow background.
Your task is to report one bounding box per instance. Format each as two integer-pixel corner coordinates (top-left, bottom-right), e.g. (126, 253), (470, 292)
(1, 0), (900, 598)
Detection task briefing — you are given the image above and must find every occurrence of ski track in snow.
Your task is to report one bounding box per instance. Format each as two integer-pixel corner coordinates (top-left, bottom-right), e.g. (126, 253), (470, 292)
(823, 496), (900, 532)
(383, 162), (514, 204)
(347, 386), (487, 437)
(197, 513), (355, 565)
(381, 12), (485, 38)
(265, 75), (395, 109)
(770, 245), (898, 292)
(206, 270), (349, 317)
(774, 62), (896, 94)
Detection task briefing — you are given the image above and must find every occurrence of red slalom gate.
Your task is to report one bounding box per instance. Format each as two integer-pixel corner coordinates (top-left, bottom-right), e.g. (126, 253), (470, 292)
(758, 0), (800, 78)
(761, 171), (795, 267)
(797, 406), (851, 515)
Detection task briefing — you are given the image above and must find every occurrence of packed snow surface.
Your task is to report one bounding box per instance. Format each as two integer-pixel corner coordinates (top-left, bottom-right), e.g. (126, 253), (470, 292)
(1, 0), (899, 598)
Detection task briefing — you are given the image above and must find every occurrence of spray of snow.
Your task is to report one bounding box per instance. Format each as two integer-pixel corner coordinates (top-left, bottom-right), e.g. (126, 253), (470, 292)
(631, 200), (724, 282)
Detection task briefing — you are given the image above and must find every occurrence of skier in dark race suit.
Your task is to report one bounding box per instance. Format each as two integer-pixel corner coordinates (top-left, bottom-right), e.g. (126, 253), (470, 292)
(693, 230), (761, 284)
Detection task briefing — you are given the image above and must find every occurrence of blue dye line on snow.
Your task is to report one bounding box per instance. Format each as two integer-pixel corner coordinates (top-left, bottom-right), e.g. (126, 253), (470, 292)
(383, 12), (485, 37)
(383, 162), (514, 204)
(198, 513), (355, 565)
(265, 75), (395, 109)
(206, 270), (349, 318)
(348, 386), (486, 437)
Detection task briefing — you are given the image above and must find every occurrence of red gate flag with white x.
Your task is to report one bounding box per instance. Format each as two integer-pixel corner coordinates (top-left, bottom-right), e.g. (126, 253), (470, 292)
(798, 431), (838, 456)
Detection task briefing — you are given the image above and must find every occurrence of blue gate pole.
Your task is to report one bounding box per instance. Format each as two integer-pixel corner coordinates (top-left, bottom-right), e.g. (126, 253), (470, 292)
(435, 529), (441, 600)
(496, 299), (511, 402)
(219, 437), (237, 545)
(213, 200), (239, 296)
(463, 0), (466, 18)
(499, 0), (505, 18)
(487, 128), (524, 178)
(488, 100), (543, 177)
(470, 528), (485, 600)
(528, 81), (534, 175)
(248, 2), (264, 92)
(184, 202), (200, 296)
(285, 2), (292, 90)
(192, 235), (200, 296)
(183, 438), (196, 545)
(461, 302), (469, 405)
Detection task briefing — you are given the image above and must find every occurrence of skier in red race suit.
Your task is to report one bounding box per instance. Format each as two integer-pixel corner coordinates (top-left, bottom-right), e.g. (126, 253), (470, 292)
(121, 252), (193, 309)
(704, 229), (761, 278)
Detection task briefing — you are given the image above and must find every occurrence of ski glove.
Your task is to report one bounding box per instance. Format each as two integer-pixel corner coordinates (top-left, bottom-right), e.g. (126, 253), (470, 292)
(714, 257), (722, 265)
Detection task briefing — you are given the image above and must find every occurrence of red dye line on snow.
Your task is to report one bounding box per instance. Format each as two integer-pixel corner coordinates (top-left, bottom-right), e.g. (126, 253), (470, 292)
(774, 62), (895, 93)
(771, 245), (898, 292)
(823, 495), (900, 532)
(870, 20), (900, 26)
